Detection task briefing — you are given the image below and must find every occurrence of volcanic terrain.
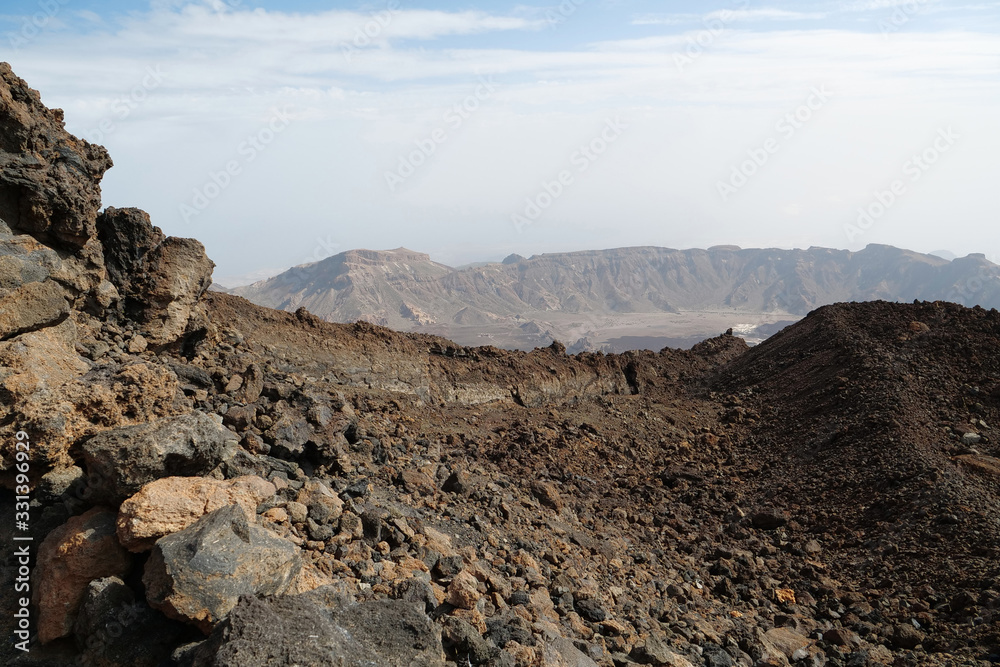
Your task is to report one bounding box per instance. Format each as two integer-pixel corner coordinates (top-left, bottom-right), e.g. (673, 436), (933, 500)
(1, 62), (999, 667)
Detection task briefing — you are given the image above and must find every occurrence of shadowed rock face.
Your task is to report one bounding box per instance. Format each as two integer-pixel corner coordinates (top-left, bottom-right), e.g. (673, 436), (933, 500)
(0, 62), (112, 251)
(189, 586), (446, 667)
(97, 206), (215, 345)
(72, 576), (197, 667)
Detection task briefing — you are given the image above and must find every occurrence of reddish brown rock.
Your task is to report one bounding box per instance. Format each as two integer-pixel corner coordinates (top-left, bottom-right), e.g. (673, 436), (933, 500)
(531, 480), (565, 511)
(398, 468), (437, 496)
(823, 627), (860, 648)
(446, 570), (482, 610)
(32, 507), (131, 643)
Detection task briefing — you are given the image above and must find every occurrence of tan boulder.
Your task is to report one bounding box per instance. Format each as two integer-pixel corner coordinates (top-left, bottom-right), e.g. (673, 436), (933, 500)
(531, 480), (565, 511)
(757, 627), (818, 665)
(0, 280), (69, 340)
(117, 475), (275, 552)
(32, 507), (131, 643)
(447, 570), (482, 610)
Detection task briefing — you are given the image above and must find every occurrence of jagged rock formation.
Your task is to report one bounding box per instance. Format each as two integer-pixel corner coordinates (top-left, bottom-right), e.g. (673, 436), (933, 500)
(0, 64), (216, 482)
(0, 62), (111, 308)
(97, 206), (214, 345)
(2, 63), (1000, 667)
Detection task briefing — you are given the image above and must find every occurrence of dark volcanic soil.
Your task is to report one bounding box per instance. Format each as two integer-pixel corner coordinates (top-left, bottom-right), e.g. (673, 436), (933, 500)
(186, 293), (1000, 665)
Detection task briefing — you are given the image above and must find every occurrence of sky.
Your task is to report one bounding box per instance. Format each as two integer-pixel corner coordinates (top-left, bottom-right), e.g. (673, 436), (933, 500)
(2, 0), (999, 286)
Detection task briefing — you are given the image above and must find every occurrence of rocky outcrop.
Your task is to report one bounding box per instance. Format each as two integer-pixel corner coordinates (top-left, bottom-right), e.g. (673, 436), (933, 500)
(97, 206), (214, 345)
(0, 64), (215, 334)
(32, 508), (132, 643)
(82, 412), (238, 504)
(0, 63), (111, 251)
(0, 62), (217, 487)
(143, 504), (302, 633)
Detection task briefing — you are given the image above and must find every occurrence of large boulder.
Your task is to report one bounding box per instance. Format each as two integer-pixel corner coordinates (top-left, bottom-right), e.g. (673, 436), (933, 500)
(143, 504), (302, 633)
(32, 508), (132, 643)
(96, 207), (214, 345)
(188, 586), (446, 666)
(82, 412), (238, 504)
(117, 476), (276, 552)
(1, 351), (182, 484)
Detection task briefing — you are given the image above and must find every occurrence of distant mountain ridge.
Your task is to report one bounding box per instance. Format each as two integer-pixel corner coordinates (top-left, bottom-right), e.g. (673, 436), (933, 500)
(233, 244), (1000, 349)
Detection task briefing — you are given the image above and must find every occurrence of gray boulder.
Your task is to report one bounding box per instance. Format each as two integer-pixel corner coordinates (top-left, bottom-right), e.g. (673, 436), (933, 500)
(143, 504), (301, 633)
(82, 412), (238, 504)
(187, 586), (445, 666)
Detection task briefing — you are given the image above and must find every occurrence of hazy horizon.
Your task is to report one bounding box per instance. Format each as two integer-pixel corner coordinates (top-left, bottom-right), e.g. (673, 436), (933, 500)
(4, 0), (999, 284)
(212, 241), (996, 289)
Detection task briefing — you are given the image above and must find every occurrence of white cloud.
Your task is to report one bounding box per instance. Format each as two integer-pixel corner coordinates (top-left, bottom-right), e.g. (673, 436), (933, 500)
(635, 8), (829, 25)
(120, 4), (544, 45)
(840, 0), (933, 10)
(4, 3), (998, 275)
